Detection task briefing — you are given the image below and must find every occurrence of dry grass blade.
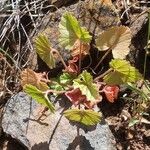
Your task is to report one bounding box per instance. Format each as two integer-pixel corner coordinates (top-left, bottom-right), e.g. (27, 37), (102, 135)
(0, 0), (53, 102)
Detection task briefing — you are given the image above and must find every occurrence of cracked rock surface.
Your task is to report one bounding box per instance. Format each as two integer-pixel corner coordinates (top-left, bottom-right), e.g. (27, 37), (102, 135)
(2, 92), (116, 150)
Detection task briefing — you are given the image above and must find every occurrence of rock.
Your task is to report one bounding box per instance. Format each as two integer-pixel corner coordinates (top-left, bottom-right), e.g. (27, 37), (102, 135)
(33, 0), (119, 72)
(2, 93), (34, 148)
(129, 13), (150, 77)
(42, 0), (119, 47)
(39, 0), (119, 39)
(130, 13), (148, 39)
(2, 92), (116, 150)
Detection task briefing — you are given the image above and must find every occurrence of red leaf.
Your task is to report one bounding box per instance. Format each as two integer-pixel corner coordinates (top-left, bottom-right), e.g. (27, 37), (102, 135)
(83, 101), (96, 109)
(64, 56), (79, 75)
(65, 88), (101, 109)
(103, 85), (119, 103)
(69, 56), (79, 63)
(65, 88), (86, 106)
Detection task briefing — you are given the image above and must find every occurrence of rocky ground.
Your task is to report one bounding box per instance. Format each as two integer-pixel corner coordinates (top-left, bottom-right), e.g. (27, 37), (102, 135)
(0, 0), (150, 149)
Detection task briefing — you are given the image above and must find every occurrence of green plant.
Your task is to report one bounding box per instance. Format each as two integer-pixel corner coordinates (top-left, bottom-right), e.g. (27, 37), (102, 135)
(125, 11), (150, 127)
(127, 81), (150, 127)
(21, 12), (142, 126)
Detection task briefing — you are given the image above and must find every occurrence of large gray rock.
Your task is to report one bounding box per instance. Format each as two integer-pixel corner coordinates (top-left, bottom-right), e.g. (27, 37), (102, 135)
(2, 92), (116, 150)
(31, 0), (119, 72)
(37, 0), (119, 49)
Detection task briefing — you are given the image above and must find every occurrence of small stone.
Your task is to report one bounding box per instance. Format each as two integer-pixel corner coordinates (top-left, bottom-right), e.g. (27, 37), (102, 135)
(2, 92), (116, 150)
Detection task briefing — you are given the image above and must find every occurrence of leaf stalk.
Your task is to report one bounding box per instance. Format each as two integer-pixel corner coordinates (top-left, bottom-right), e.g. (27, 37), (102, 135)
(94, 48), (112, 71)
(94, 68), (113, 81)
(52, 49), (68, 69)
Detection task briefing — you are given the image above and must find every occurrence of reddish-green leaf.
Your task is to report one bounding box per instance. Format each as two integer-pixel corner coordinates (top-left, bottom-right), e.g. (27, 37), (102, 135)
(73, 70), (101, 101)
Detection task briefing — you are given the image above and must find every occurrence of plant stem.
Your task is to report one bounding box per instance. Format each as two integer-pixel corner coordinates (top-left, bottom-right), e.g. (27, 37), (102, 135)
(94, 48), (112, 71)
(94, 68), (113, 81)
(37, 107), (49, 121)
(144, 12), (150, 78)
(52, 49), (68, 69)
(45, 89), (66, 95)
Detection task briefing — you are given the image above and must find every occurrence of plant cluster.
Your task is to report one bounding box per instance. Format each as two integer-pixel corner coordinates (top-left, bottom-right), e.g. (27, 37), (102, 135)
(125, 12), (150, 127)
(21, 12), (142, 126)
(127, 81), (150, 127)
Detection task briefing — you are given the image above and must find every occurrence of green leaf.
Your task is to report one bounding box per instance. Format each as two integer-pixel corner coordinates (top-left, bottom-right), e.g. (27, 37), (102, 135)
(59, 12), (92, 49)
(64, 109), (101, 126)
(49, 74), (74, 94)
(128, 118), (140, 127)
(104, 59), (142, 85)
(73, 70), (100, 101)
(50, 81), (64, 93)
(35, 34), (55, 69)
(59, 73), (75, 84)
(24, 84), (55, 113)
